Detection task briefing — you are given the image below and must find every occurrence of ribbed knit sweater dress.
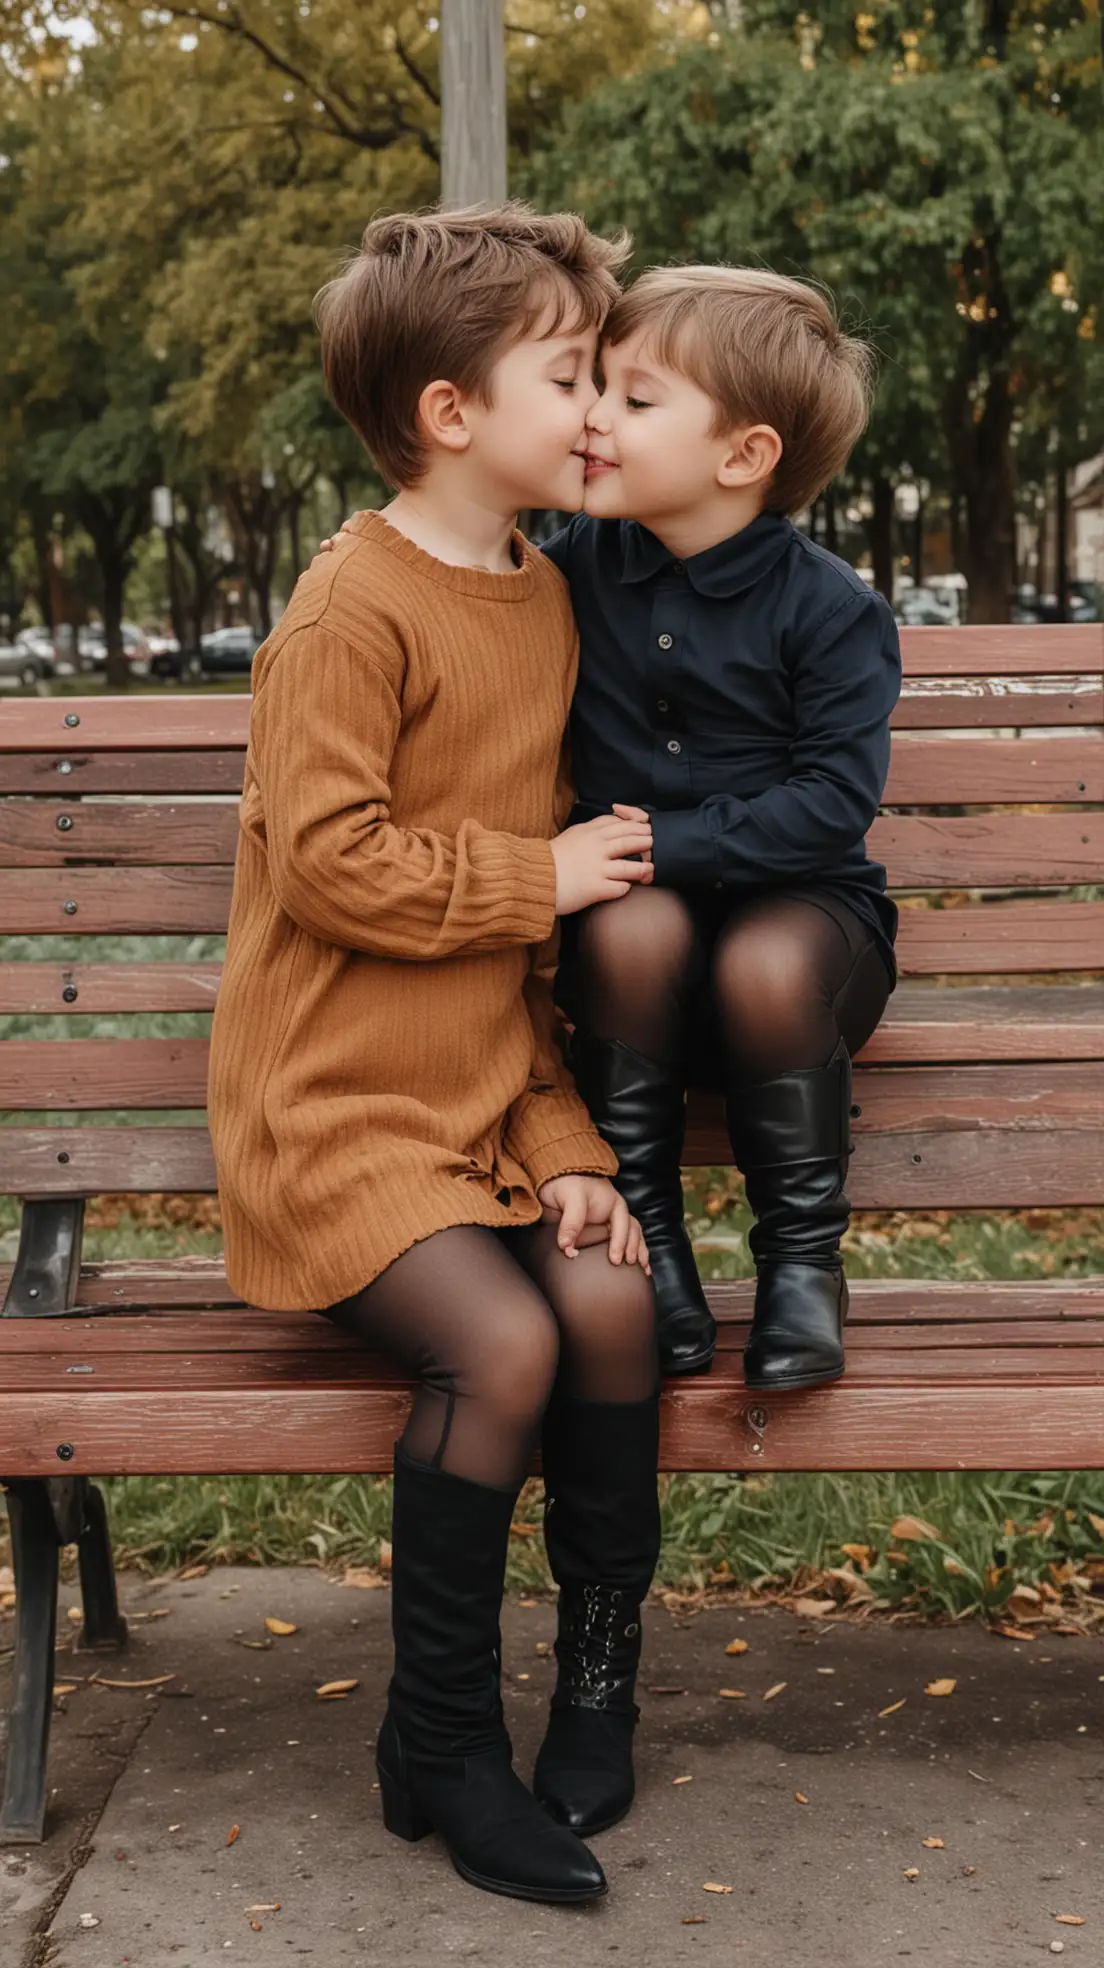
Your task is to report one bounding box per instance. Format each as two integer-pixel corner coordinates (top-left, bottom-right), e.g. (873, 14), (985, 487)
(207, 510), (617, 1312)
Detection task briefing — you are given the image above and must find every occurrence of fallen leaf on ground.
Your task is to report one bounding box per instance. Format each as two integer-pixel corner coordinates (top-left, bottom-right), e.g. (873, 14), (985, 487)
(66, 1606), (82, 1623)
(763, 1682), (786, 1701)
(718, 1689), (746, 1700)
(840, 1543), (874, 1570)
(178, 1563), (209, 1581)
(316, 1679), (359, 1698)
(922, 1837), (944, 1849)
(342, 1568), (386, 1590)
(795, 1791), (809, 1804)
(250, 1921), (263, 1932)
(377, 1541), (392, 1573)
(993, 1624), (1035, 1642)
(78, 1914), (100, 1929)
(90, 1673), (176, 1691)
(54, 1683), (81, 1697)
(702, 1882), (733, 1894)
(672, 1775), (693, 1785)
(1055, 1915), (1086, 1926)
(245, 1904), (281, 1914)
(793, 1597), (836, 1618)
(264, 1618), (297, 1637)
(724, 1639), (749, 1656)
(233, 1639), (272, 1651)
(878, 1699), (906, 1717)
(647, 1685), (687, 1696)
(518, 1598), (537, 1608)
(226, 1824), (240, 1847)
(903, 1867), (920, 1881)
(890, 1515), (941, 1543)
(682, 1916), (708, 1924)
(925, 1679), (957, 1697)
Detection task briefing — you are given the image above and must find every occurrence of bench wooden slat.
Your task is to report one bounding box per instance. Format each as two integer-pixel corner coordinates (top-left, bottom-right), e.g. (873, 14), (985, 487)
(0, 802), (239, 867)
(4, 1378), (1104, 1473)
(0, 1038), (211, 1108)
(869, 812), (1104, 888)
(894, 676), (1102, 728)
(2, 1118), (1101, 1204)
(0, 962), (223, 1013)
(2, 972), (1098, 1061)
(895, 901), (1104, 974)
(2, 1273), (1100, 1332)
(2, 866), (234, 934)
(899, 624), (1102, 676)
(3, 736), (1101, 803)
(885, 736), (1102, 805)
(0, 751), (245, 797)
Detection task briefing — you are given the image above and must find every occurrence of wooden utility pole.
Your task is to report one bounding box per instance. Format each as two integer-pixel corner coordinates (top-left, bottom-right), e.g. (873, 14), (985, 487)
(441, 0), (508, 206)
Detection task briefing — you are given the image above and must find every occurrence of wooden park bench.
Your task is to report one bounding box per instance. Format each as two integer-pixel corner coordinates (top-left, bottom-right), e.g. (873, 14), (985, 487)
(1, 622), (1102, 1842)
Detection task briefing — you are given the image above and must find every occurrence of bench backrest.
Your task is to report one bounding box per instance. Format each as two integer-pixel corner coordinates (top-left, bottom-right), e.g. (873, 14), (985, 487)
(1, 624), (1102, 1217)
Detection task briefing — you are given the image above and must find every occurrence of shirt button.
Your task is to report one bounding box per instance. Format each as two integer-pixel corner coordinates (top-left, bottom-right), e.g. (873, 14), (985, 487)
(667, 739), (681, 755)
(657, 698), (669, 713)
(658, 633), (673, 650)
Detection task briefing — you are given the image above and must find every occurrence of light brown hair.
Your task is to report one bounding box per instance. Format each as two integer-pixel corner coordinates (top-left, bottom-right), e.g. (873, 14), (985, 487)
(604, 266), (875, 514)
(315, 202), (630, 489)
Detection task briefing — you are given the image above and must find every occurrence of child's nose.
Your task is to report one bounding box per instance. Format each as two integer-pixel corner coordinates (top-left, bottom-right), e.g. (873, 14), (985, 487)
(585, 395), (611, 434)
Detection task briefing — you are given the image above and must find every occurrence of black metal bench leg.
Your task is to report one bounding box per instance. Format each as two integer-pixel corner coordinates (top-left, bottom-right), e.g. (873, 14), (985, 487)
(75, 1482), (128, 1652)
(0, 1481), (60, 1844)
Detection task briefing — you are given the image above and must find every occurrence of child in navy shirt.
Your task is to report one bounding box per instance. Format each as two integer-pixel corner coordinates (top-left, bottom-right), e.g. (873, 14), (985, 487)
(545, 266), (901, 1388)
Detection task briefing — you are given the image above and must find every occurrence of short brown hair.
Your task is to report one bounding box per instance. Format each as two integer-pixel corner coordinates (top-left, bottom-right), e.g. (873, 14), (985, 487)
(604, 266), (874, 514)
(316, 202), (629, 489)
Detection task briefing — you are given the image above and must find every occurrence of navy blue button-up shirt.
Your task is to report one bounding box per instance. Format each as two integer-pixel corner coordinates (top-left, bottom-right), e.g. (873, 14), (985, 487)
(543, 509), (903, 983)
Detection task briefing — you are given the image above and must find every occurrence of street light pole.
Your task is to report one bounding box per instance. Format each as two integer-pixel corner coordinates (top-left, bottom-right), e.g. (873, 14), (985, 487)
(441, 0), (507, 206)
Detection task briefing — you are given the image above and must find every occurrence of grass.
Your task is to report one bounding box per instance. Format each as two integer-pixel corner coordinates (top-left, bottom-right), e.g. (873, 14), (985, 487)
(3, 932), (1104, 1626)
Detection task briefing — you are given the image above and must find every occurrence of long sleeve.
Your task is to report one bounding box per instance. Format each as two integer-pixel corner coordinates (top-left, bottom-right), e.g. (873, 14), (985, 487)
(250, 622), (558, 960)
(650, 589), (901, 891)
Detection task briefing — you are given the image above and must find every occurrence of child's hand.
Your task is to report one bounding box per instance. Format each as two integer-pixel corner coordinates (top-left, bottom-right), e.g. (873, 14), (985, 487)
(316, 521), (356, 554)
(551, 812), (654, 915)
(537, 1175), (650, 1272)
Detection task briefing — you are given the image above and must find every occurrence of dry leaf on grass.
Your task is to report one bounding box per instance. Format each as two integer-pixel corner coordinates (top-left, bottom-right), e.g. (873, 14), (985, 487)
(1054, 1915), (1086, 1927)
(316, 1679), (359, 1699)
(90, 1673), (176, 1691)
(264, 1618), (297, 1637)
(702, 1883), (733, 1894)
(510, 1521), (539, 1538)
(226, 1824), (240, 1847)
(840, 1543), (874, 1571)
(724, 1638), (749, 1656)
(762, 1682), (787, 1702)
(925, 1679), (957, 1697)
(878, 1699), (906, 1717)
(922, 1837), (945, 1849)
(718, 1689), (746, 1700)
(890, 1515), (941, 1543)
(1087, 1512), (1104, 1540)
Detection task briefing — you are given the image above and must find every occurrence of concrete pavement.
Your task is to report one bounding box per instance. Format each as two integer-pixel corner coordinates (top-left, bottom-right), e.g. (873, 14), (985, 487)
(3, 1565), (1102, 1967)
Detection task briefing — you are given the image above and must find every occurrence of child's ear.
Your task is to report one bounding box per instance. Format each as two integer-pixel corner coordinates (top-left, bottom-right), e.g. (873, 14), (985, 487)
(417, 379), (472, 455)
(718, 423), (782, 491)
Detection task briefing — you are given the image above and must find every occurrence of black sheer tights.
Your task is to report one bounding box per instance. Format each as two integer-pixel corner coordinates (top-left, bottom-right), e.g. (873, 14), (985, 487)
(575, 885), (891, 1082)
(318, 1222), (658, 1492)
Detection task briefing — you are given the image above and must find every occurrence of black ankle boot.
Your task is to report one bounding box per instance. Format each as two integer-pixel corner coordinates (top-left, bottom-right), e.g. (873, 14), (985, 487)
(534, 1394), (661, 1836)
(725, 1040), (854, 1393)
(377, 1445), (606, 1904)
(571, 1032), (716, 1375)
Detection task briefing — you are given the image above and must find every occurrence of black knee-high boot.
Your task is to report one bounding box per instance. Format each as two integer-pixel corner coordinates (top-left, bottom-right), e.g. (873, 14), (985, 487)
(534, 1393), (662, 1836)
(376, 1444), (606, 1903)
(725, 1039), (853, 1392)
(570, 1032), (716, 1375)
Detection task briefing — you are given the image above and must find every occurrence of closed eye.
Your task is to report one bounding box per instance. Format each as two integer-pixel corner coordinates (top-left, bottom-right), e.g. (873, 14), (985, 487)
(626, 395), (652, 410)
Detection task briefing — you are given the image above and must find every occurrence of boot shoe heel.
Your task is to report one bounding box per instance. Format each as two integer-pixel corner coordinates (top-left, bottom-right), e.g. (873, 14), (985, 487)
(377, 1763), (432, 1842)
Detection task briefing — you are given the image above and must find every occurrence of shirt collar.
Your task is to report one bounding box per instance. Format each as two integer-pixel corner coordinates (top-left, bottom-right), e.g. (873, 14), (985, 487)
(620, 509), (793, 598)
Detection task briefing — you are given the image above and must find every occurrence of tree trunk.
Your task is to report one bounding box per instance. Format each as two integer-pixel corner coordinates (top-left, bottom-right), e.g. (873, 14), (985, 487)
(1054, 454), (1069, 622)
(913, 500), (924, 588)
(164, 529), (187, 646)
(868, 478), (894, 600)
(101, 549), (129, 692)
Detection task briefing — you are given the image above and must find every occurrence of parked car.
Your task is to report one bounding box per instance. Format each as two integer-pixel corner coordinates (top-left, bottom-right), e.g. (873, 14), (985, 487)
(0, 639), (50, 686)
(894, 585), (959, 628)
(1011, 582), (1101, 625)
(78, 622), (152, 676)
(155, 625), (261, 681)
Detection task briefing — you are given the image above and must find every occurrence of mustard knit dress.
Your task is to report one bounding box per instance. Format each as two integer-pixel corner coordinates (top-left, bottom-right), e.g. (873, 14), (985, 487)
(208, 511), (617, 1311)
